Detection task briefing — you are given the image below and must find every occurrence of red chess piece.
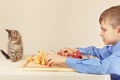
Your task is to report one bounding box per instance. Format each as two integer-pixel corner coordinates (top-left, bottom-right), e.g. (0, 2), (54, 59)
(58, 50), (82, 59)
(72, 50), (82, 59)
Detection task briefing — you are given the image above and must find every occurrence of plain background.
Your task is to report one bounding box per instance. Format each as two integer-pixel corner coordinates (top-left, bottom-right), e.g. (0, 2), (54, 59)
(0, 0), (120, 56)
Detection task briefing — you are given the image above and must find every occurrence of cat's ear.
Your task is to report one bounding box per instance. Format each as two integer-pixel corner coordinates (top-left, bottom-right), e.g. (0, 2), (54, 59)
(6, 29), (11, 34)
(12, 30), (19, 37)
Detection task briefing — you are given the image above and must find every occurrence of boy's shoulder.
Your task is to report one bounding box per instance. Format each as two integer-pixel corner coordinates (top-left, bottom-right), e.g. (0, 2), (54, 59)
(113, 42), (120, 51)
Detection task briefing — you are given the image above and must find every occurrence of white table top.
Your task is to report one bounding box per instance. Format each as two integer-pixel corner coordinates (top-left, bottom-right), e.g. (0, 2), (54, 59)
(0, 57), (110, 80)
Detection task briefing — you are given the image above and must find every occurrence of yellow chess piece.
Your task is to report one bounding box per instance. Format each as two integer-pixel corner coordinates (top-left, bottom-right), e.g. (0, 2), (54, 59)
(41, 49), (46, 65)
(34, 51), (41, 64)
(26, 56), (32, 62)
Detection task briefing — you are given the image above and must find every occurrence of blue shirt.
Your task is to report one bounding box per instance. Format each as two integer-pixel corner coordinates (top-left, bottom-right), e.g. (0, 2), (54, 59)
(66, 42), (120, 80)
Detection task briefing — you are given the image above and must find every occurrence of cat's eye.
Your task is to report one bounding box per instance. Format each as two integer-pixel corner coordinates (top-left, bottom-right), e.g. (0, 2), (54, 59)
(13, 31), (17, 35)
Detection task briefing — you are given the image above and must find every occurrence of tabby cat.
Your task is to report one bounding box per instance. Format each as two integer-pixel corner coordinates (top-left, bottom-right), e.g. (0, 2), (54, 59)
(1, 29), (23, 62)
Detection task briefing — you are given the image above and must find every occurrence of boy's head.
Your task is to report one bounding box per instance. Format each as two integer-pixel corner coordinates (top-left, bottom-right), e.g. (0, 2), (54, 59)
(99, 5), (120, 45)
(99, 5), (120, 29)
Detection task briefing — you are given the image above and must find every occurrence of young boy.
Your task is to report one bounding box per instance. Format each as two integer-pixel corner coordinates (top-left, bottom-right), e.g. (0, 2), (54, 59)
(46, 5), (120, 80)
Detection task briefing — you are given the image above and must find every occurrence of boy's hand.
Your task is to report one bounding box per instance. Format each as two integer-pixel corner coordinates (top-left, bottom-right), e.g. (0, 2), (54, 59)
(46, 51), (67, 67)
(58, 47), (82, 59)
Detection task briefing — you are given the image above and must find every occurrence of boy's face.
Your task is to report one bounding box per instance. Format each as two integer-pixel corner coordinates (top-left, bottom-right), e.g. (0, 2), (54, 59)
(100, 21), (120, 45)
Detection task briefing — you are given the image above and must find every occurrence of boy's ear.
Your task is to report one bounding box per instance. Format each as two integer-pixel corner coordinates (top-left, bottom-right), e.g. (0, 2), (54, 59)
(117, 26), (120, 34)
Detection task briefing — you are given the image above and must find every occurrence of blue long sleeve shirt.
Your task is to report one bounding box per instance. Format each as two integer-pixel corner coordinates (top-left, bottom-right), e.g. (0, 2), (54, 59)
(66, 42), (120, 80)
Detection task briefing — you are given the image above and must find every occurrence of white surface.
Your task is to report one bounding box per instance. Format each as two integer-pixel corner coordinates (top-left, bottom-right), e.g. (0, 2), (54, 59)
(0, 58), (110, 80)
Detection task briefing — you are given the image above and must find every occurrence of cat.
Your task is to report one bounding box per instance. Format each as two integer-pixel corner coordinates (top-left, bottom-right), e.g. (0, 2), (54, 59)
(1, 29), (23, 62)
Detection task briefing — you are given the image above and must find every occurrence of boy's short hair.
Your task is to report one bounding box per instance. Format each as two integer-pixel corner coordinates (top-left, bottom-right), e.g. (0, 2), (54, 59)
(99, 5), (120, 29)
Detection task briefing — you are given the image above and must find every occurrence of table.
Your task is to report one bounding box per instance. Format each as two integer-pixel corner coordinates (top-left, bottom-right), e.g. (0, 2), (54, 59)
(0, 58), (110, 80)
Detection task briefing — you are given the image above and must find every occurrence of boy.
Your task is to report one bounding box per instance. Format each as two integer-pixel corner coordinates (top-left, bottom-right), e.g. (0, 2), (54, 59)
(46, 5), (120, 80)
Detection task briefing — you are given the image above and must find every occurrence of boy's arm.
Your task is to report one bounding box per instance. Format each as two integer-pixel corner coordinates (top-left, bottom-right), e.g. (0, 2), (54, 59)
(67, 43), (120, 74)
(66, 50), (120, 75)
(77, 46), (112, 60)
